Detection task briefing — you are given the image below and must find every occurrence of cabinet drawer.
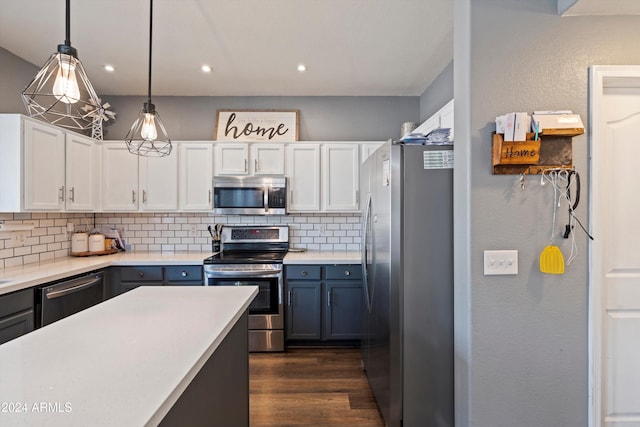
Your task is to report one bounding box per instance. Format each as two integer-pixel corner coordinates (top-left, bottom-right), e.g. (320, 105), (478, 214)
(166, 266), (203, 283)
(119, 266), (163, 282)
(286, 265), (321, 280)
(0, 288), (34, 319)
(0, 310), (34, 345)
(326, 265), (362, 280)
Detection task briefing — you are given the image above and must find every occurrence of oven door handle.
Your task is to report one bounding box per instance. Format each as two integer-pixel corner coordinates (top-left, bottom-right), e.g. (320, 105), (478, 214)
(205, 269), (282, 278)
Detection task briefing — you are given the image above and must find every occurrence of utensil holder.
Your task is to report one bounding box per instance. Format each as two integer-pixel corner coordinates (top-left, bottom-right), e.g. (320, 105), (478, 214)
(212, 240), (221, 253)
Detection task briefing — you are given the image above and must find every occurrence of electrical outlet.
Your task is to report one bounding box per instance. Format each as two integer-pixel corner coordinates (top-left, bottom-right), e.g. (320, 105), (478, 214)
(189, 224), (198, 237)
(11, 231), (27, 246)
(318, 224), (326, 236)
(483, 250), (518, 275)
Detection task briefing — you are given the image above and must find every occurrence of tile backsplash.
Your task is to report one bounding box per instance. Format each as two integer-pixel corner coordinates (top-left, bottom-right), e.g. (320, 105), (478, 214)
(0, 212), (95, 269)
(0, 212), (362, 268)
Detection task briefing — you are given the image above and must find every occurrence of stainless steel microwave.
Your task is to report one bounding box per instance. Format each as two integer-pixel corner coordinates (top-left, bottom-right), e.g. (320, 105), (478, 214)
(213, 176), (287, 215)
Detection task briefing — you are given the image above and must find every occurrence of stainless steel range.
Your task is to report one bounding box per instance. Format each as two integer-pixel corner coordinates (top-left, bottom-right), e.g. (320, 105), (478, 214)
(203, 225), (288, 352)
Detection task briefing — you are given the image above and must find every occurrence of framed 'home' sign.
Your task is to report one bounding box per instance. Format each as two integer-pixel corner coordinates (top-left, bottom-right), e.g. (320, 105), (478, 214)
(215, 109), (299, 142)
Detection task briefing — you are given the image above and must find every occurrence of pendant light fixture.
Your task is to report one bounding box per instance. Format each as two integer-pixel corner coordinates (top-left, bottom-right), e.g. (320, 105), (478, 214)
(125, 0), (172, 157)
(21, 0), (100, 132)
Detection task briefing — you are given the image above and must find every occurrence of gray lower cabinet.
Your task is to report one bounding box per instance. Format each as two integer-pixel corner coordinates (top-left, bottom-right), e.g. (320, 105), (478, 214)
(110, 265), (204, 297)
(285, 264), (362, 344)
(0, 288), (35, 345)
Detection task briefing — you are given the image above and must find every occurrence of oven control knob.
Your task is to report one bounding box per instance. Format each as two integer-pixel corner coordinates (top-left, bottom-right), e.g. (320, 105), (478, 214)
(181, 271), (188, 277)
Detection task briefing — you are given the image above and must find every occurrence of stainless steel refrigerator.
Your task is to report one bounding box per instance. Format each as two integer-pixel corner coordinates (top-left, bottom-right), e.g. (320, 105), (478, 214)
(360, 140), (454, 427)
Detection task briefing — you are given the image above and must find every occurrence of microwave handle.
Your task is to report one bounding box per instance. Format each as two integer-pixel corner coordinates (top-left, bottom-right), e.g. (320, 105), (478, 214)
(264, 185), (269, 213)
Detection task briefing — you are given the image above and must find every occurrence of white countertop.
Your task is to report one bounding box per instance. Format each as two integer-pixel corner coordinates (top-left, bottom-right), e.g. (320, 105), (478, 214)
(0, 250), (361, 296)
(0, 286), (257, 427)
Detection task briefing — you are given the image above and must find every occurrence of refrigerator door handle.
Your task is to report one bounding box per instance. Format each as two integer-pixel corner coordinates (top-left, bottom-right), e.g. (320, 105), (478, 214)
(361, 192), (372, 312)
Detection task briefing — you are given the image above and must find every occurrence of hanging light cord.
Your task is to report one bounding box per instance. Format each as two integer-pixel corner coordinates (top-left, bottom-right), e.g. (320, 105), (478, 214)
(147, 0), (153, 107)
(64, 0), (71, 47)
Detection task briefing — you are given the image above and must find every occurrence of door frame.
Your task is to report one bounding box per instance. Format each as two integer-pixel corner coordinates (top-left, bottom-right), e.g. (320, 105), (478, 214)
(588, 65), (640, 427)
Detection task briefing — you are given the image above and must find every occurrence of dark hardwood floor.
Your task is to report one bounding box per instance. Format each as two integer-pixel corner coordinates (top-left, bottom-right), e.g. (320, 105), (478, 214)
(249, 348), (384, 427)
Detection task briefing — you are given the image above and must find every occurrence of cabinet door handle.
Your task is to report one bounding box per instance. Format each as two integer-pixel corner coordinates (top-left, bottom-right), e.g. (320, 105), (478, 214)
(138, 271), (144, 278)
(58, 186), (65, 202)
(290, 190), (293, 204)
(327, 290), (332, 307)
(345, 270), (351, 276)
(301, 271), (307, 276)
(288, 290), (292, 306)
(356, 189), (360, 204)
(132, 190), (136, 203)
(255, 159), (258, 172)
(143, 190), (147, 203)
(181, 271), (188, 277)
(69, 187), (75, 203)
(244, 159), (248, 172)
(208, 189), (212, 203)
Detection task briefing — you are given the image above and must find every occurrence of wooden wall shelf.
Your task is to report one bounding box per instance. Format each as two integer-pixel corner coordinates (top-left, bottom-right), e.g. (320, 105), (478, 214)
(491, 132), (574, 175)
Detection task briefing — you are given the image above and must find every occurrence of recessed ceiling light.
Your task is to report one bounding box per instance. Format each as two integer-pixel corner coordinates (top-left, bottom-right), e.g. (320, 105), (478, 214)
(104, 65), (115, 72)
(202, 65), (212, 73)
(297, 64), (307, 72)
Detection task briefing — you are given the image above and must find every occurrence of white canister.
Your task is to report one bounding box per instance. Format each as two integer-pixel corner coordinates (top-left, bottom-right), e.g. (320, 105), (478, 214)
(88, 234), (106, 252)
(71, 232), (89, 253)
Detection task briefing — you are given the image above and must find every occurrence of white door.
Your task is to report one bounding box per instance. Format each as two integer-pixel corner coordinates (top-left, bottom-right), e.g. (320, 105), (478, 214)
(214, 143), (249, 175)
(251, 143), (285, 175)
(102, 142), (139, 211)
(590, 66), (640, 427)
(23, 119), (65, 210)
(139, 154), (179, 211)
(286, 144), (320, 211)
(179, 142), (213, 211)
(65, 133), (98, 211)
(322, 143), (360, 211)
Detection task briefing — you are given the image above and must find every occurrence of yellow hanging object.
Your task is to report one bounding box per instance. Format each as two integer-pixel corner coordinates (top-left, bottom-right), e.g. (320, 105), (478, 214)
(539, 245), (565, 274)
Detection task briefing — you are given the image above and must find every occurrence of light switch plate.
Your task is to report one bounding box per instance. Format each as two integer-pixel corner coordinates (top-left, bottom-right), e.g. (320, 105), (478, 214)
(484, 250), (518, 275)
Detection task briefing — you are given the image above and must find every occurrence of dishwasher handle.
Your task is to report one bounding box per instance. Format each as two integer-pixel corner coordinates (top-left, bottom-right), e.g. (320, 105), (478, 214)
(45, 275), (103, 300)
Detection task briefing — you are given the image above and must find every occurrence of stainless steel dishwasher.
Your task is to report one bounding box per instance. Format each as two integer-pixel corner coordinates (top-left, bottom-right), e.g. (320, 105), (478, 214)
(36, 270), (105, 328)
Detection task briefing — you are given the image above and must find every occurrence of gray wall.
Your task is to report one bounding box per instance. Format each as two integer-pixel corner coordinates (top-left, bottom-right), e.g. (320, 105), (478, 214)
(104, 95), (419, 141)
(454, 0), (640, 426)
(419, 60), (454, 122)
(0, 47), (418, 142)
(0, 47), (39, 113)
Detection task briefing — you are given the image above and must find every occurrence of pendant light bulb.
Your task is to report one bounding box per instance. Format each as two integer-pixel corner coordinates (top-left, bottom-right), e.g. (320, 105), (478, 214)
(141, 112), (158, 140)
(52, 54), (80, 104)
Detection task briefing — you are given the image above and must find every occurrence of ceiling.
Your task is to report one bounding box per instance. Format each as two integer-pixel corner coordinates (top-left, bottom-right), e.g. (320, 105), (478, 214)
(559, 0), (640, 15)
(0, 0), (453, 97)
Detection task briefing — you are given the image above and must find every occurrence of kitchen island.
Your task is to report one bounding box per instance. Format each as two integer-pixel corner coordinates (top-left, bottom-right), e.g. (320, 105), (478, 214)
(0, 286), (257, 426)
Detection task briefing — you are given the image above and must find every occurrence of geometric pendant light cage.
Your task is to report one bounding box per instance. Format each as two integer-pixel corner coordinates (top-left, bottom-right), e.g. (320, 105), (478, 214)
(21, 0), (100, 132)
(125, 0), (172, 157)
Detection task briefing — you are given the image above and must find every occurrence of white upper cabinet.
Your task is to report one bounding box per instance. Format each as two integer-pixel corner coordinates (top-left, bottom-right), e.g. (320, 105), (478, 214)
(102, 143), (139, 211)
(179, 142), (213, 211)
(286, 144), (320, 212)
(102, 142), (180, 212)
(360, 141), (385, 163)
(214, 142), (285, 176)
(439, 99), (454, 141)
(23, 119), (66, 211)
(251, 143), (285, 175)
(322, 143), (360, 212)
(139, 153), (179, 211)
(65, 133), (101, 211)
(414, 99), (454, 140)
(0, 115), (101, 212)
(214, 143), (250, 175)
